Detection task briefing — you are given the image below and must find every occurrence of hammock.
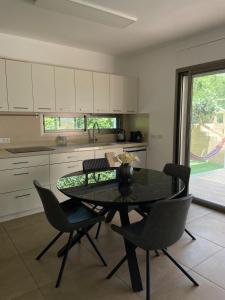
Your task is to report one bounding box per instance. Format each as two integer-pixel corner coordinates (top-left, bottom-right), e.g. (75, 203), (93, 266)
(190, 137), (225, 161)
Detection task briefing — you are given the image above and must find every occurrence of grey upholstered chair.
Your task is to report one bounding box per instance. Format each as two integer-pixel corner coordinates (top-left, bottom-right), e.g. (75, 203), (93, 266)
(82, 158), (110, 239)
(33, 180), (107, 288)
(109, 195), (199, 300)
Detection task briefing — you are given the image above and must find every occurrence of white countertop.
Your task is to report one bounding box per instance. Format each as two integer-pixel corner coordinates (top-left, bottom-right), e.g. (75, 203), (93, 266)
(0, 142), (148, 159)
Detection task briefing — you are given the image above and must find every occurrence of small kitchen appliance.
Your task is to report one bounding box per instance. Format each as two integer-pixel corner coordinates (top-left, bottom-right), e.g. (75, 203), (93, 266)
(130, 131), (143, 143)
(116, 129), (126, 142)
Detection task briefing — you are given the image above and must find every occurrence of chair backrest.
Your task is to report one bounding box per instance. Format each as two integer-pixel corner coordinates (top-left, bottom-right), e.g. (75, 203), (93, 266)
(141, 195), (192, 250)
(83, 158), (109, 172)
(33, 180), (69, 232)
(163, 163), (190, 197)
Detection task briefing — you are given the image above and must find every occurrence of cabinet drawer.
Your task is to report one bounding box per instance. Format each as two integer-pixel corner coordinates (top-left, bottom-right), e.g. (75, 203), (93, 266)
(50, 161), (82, 184)
(50, 150), (94, 164)
(95, 148), (123, 159)
(0, 155), (49, 171)
(0, 165), (50, 193)
(51, 184), (69, 203)
(0, 188), (45, 217)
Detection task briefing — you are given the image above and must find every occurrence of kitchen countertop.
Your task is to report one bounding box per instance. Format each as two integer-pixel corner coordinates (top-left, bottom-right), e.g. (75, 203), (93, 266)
(0, 142), (148, 159)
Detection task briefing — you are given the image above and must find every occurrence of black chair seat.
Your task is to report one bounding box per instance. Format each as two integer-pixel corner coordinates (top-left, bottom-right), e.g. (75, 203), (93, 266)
(60, 199), (104, 228)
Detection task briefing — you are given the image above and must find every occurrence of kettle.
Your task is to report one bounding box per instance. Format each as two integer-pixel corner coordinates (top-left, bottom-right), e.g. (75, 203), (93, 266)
(116, 129), (126, 142)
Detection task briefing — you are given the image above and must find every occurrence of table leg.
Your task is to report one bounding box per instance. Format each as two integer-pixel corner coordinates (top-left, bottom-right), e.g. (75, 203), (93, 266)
(119, 208), (143, 292)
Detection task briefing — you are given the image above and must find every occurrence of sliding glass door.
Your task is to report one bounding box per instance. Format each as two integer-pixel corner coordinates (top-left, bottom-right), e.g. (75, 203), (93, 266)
(175, 60), (225, 208)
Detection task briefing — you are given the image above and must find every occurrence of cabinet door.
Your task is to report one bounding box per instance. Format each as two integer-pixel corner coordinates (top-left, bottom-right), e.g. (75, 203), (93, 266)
(124, 77), (138, 113)
(110, 75), (124, 113)
(75, 70), (93, 113)
(6, 60), (33, 112)
(93, 72), (110, 113)
(0, 59), (8, 111)
(55, 67), (75, 112)
(32, 64), (55, 112)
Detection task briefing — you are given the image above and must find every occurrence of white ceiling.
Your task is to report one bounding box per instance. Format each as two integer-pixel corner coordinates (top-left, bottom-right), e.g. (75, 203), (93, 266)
(1, 0), (225, 55)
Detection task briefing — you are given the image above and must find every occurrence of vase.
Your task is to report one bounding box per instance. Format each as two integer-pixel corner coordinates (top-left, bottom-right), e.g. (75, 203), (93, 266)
(119, 163), (134, 183)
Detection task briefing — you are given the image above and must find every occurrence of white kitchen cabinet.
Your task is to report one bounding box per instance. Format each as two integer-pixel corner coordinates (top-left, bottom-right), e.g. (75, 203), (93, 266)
(124, 77), (138, 113)
(32, 63), (55, 112)
(55, 67), (76, 112)
(95, 148), (123, 159)
(93, 72), (110, 113)
(110, 74), (125, 114)
(0, 59), (8, 111)
(50, 161), (83, 184)
(75, 70), (93, 113)
(6, 60), (33, 112)
(0, 155), (49, 171)
(0, 188), (45, 218)
(50, 150), (94, 164)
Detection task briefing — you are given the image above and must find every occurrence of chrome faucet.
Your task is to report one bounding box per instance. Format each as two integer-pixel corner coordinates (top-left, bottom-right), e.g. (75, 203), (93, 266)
(88, 122), (100, 144)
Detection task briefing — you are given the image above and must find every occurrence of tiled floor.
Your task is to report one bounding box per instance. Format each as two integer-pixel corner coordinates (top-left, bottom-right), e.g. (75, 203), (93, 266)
(1, 204), (225, 299)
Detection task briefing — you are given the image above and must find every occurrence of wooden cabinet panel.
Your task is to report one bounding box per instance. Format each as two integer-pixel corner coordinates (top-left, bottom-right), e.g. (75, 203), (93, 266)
(32, 63), (55, 112)
(0, 59), (8, 111)
(93, 72), (110, 113)
(55, 67), (75, 112)
(6, 60), (33, 112)
(109, 75), (124, 113)
(75, 70), (93, 113)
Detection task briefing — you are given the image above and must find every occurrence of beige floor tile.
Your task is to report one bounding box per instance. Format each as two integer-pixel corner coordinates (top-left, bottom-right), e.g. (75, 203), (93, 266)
(12, 289), (45, 300)
(193, 248), (225, 290)
(187, 204), (211, 224)
(40, 266), (143, 300)
(168, 234), (222, 268)
(21, 237), (108, 288)
(151, 271), (225, 300)
(0, 255), (37, 300)
(0, 231), (18, 260)
(188, 214), (225, 247)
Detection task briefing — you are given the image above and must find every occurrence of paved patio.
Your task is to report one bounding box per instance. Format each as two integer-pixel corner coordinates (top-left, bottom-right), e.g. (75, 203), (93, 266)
(190, 168), (225, 206)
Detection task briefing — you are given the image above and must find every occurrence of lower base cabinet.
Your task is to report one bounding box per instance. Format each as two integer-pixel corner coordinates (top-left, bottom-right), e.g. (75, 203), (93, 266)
(0, 187), (49, 219)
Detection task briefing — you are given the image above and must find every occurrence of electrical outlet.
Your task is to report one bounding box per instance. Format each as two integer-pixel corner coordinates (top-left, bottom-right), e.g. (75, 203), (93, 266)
(0, 138), (11, 144)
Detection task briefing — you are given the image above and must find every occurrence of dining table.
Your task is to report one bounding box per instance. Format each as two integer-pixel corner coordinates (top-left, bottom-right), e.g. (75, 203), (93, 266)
(57, 167), (185, 292)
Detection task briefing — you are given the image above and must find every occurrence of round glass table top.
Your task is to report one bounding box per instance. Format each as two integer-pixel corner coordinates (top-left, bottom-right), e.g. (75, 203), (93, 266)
(57, 168), (185, 207)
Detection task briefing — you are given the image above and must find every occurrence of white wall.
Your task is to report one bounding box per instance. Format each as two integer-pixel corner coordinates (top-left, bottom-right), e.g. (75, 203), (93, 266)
(0, 33), (119, 73)
(120, 25), (225, 170)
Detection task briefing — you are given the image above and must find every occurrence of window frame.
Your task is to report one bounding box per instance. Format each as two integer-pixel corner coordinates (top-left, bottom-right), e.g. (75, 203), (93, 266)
(41, 114), (121, 135)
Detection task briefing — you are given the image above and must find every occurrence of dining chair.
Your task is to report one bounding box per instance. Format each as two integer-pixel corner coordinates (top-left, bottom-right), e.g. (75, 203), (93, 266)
(109, 195), (199, 300)
(140, 163), (196, 240)
(33, 180), (107, 288)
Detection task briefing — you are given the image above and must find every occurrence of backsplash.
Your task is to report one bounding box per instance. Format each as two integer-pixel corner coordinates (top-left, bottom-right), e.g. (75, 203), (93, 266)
(0, 114), (149, 148)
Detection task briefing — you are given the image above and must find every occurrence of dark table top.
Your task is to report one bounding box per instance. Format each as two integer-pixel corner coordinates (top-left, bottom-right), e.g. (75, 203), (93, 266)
(57, 168), (185, 208)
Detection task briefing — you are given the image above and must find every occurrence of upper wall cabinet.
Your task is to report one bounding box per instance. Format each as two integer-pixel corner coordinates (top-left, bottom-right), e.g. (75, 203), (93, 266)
(124, 77), (138, 113)
(32, 64), (55, 112)
(6, 60), (33, 112)
(75, 70), (93, 113)
(55, 67), (75, 113)
(109, 75), (125, 114)
(0, 59), (8, 111)
(93, 72), (110, 113)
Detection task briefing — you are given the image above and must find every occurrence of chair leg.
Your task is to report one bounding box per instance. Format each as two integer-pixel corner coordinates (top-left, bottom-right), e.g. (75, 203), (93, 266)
(154, 250), (160, 256)
(162, 249), (199, 286)
(55, 231), (73, 288)
(105, 209), (117, 223)
(106, 254), (127, 279)
(135, 208), (147, 218)
(36, 232), (63, 260)
(95, 222), (102, 239)
(185, 228), (196, 240)
(146, 250), (151, 300)
(84, 231), (107, 266)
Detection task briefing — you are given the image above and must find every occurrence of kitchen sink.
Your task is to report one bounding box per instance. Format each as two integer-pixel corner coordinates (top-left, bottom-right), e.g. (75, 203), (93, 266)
(6, 146), (56, 154)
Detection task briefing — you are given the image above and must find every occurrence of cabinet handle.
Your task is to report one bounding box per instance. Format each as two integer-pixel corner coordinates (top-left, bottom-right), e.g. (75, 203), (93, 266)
(13, 107), (29, 110)
(38, 107), (51, 110)
(113, 109), (121, 112)
(15, 193), (31, 199)
(13, 172), (29, 176)
(67, 156), (76, 159)
(13, 161), (29, 165)
(67, 165), (79, 169)
(127, 110), (135, 113)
